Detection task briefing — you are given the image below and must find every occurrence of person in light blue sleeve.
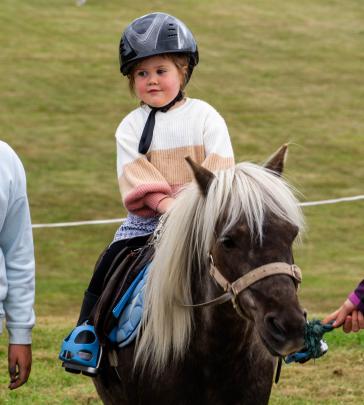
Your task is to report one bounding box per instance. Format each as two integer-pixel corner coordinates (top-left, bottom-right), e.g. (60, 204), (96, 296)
(0, 141), (35, 390)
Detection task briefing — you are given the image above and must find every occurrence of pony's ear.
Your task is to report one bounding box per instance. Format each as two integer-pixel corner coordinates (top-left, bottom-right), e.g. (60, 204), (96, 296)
(264, 144), (288, 176)
(185, 156), (214, 196)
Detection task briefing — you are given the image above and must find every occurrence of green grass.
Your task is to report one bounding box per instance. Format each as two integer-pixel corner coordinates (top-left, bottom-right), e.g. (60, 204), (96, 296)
(0, 0), (363, 403)
(1, 317), (363, 404)
(0, 319), (99, 404)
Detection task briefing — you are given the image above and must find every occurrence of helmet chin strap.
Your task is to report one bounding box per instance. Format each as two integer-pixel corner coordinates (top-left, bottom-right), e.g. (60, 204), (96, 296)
(138, 90), (184, 154)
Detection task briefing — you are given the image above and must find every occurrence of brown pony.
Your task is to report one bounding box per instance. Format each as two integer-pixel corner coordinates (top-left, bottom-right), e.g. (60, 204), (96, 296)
(93, 145), (306, 405)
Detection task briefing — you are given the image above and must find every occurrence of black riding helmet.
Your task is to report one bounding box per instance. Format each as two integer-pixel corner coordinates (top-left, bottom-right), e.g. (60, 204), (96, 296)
(119, 12), (199, 82)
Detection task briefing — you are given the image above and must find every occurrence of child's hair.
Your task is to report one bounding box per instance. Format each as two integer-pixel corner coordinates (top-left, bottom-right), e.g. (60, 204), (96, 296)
(127, 53), (189, 96)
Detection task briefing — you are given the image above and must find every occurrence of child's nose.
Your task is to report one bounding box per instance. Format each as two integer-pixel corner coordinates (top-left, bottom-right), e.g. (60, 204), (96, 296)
(147, 73), (158, 85)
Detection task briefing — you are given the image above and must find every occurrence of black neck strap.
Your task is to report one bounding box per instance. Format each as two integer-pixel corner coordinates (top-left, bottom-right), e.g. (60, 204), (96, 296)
(138, 91), (184, 154)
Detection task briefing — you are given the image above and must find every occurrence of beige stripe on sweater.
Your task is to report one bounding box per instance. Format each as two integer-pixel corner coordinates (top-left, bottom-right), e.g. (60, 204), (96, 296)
(120, 146), (235, 197)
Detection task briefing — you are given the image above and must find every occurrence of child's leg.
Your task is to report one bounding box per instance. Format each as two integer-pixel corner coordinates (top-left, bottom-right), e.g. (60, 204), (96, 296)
(77, 235), (150, 325)
(59, 234), (150, 375)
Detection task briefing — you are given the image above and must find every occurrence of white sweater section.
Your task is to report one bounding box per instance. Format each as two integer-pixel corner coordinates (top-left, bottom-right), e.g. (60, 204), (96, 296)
(115, 98), (234, 177)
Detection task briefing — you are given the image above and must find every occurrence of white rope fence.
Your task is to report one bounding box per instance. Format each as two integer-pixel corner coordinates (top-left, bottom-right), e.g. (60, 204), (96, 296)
(32, 194), (364, 229)
(299, 195), (364, 207)
(32, 218), (123, 229)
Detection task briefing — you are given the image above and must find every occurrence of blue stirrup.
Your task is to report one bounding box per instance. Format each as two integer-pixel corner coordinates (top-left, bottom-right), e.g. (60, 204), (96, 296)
(59, 324), (102, 376)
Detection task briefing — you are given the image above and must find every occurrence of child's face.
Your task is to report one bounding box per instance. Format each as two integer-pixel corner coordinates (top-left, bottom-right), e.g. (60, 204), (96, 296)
(133, 55), (182, 108)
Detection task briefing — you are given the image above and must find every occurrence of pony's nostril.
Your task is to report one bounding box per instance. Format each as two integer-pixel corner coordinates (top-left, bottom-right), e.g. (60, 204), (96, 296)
(265, 315), (286, 340)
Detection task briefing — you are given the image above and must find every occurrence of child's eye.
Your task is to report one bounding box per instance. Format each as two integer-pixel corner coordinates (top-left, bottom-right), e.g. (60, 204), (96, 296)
(136, 71), (148, 78)
(157, 69), (167, 75)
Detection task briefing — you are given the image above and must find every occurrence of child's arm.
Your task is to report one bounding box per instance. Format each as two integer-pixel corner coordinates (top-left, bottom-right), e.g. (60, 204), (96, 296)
(200, 106), (235, 172)
(350, 279), (364, 311)
(323, 279), (364, 332)
(116, 119), (173, 217)
(156, 197), (175, 214)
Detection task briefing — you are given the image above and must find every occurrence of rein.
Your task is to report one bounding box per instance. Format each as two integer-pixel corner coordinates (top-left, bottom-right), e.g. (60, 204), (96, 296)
(183, 257), (302, 317)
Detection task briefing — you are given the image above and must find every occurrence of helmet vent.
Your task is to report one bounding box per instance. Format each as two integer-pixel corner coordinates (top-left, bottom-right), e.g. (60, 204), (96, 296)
(120, 12), (199, 76)
(168, 27), (177, 38)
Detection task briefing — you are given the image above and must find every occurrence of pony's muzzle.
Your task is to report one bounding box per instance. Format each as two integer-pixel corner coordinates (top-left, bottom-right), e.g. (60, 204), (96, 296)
(263, 310), (306, 354)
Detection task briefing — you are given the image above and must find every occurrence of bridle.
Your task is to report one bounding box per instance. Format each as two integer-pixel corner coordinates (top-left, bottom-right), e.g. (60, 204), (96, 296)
(181, 255), (302, 384)
(183, 255), (302, 318)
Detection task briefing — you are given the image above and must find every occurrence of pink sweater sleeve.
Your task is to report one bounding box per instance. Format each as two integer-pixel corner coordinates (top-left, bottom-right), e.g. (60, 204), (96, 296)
(124, 184), (172, 217)
(116, 120), (172, 217)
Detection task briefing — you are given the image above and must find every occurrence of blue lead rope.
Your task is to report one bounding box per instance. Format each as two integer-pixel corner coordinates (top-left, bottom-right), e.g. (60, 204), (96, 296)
(285, 320), (334, 364)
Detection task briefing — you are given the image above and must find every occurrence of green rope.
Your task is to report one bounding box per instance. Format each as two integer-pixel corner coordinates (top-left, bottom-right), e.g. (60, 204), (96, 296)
(304, 319), (334, 358)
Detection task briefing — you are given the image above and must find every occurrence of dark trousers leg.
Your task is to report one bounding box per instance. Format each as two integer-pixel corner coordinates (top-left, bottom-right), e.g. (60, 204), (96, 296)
(77, 235), (150, 325)
(77, 290), (100, 326)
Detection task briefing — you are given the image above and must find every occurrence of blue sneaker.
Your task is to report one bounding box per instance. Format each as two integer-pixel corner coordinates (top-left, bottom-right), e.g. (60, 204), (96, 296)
(59, 324), (102, 377)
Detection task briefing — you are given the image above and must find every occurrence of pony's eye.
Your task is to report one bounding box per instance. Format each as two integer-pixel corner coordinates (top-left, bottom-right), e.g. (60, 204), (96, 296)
(221, 236), (235, 249)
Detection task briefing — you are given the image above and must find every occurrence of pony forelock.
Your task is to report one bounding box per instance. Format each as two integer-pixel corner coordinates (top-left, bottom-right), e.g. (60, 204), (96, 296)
(134, 162), (304, 374)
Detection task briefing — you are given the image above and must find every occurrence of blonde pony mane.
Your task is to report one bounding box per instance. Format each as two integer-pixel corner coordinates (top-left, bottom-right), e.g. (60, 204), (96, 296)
(134, 162), (304, 374)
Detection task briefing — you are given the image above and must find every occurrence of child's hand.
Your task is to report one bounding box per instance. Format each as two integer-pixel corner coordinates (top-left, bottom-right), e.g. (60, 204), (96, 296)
(323, 298), (357, 329)
(341, 310), (364, 333)
(157, 197), (175, 214)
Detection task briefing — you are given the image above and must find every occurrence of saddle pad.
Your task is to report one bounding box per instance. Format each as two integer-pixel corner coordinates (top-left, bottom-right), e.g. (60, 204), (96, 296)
(108, 264), (150, 347)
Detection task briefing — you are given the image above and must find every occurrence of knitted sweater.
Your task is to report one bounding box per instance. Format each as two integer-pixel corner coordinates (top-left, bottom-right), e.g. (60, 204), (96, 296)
(0, 141), (35, 344)
(114, 98), (234, 239)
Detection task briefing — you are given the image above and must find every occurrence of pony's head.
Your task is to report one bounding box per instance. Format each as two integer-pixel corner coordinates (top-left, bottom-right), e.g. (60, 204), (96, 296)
(136, 145), (306, 374)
